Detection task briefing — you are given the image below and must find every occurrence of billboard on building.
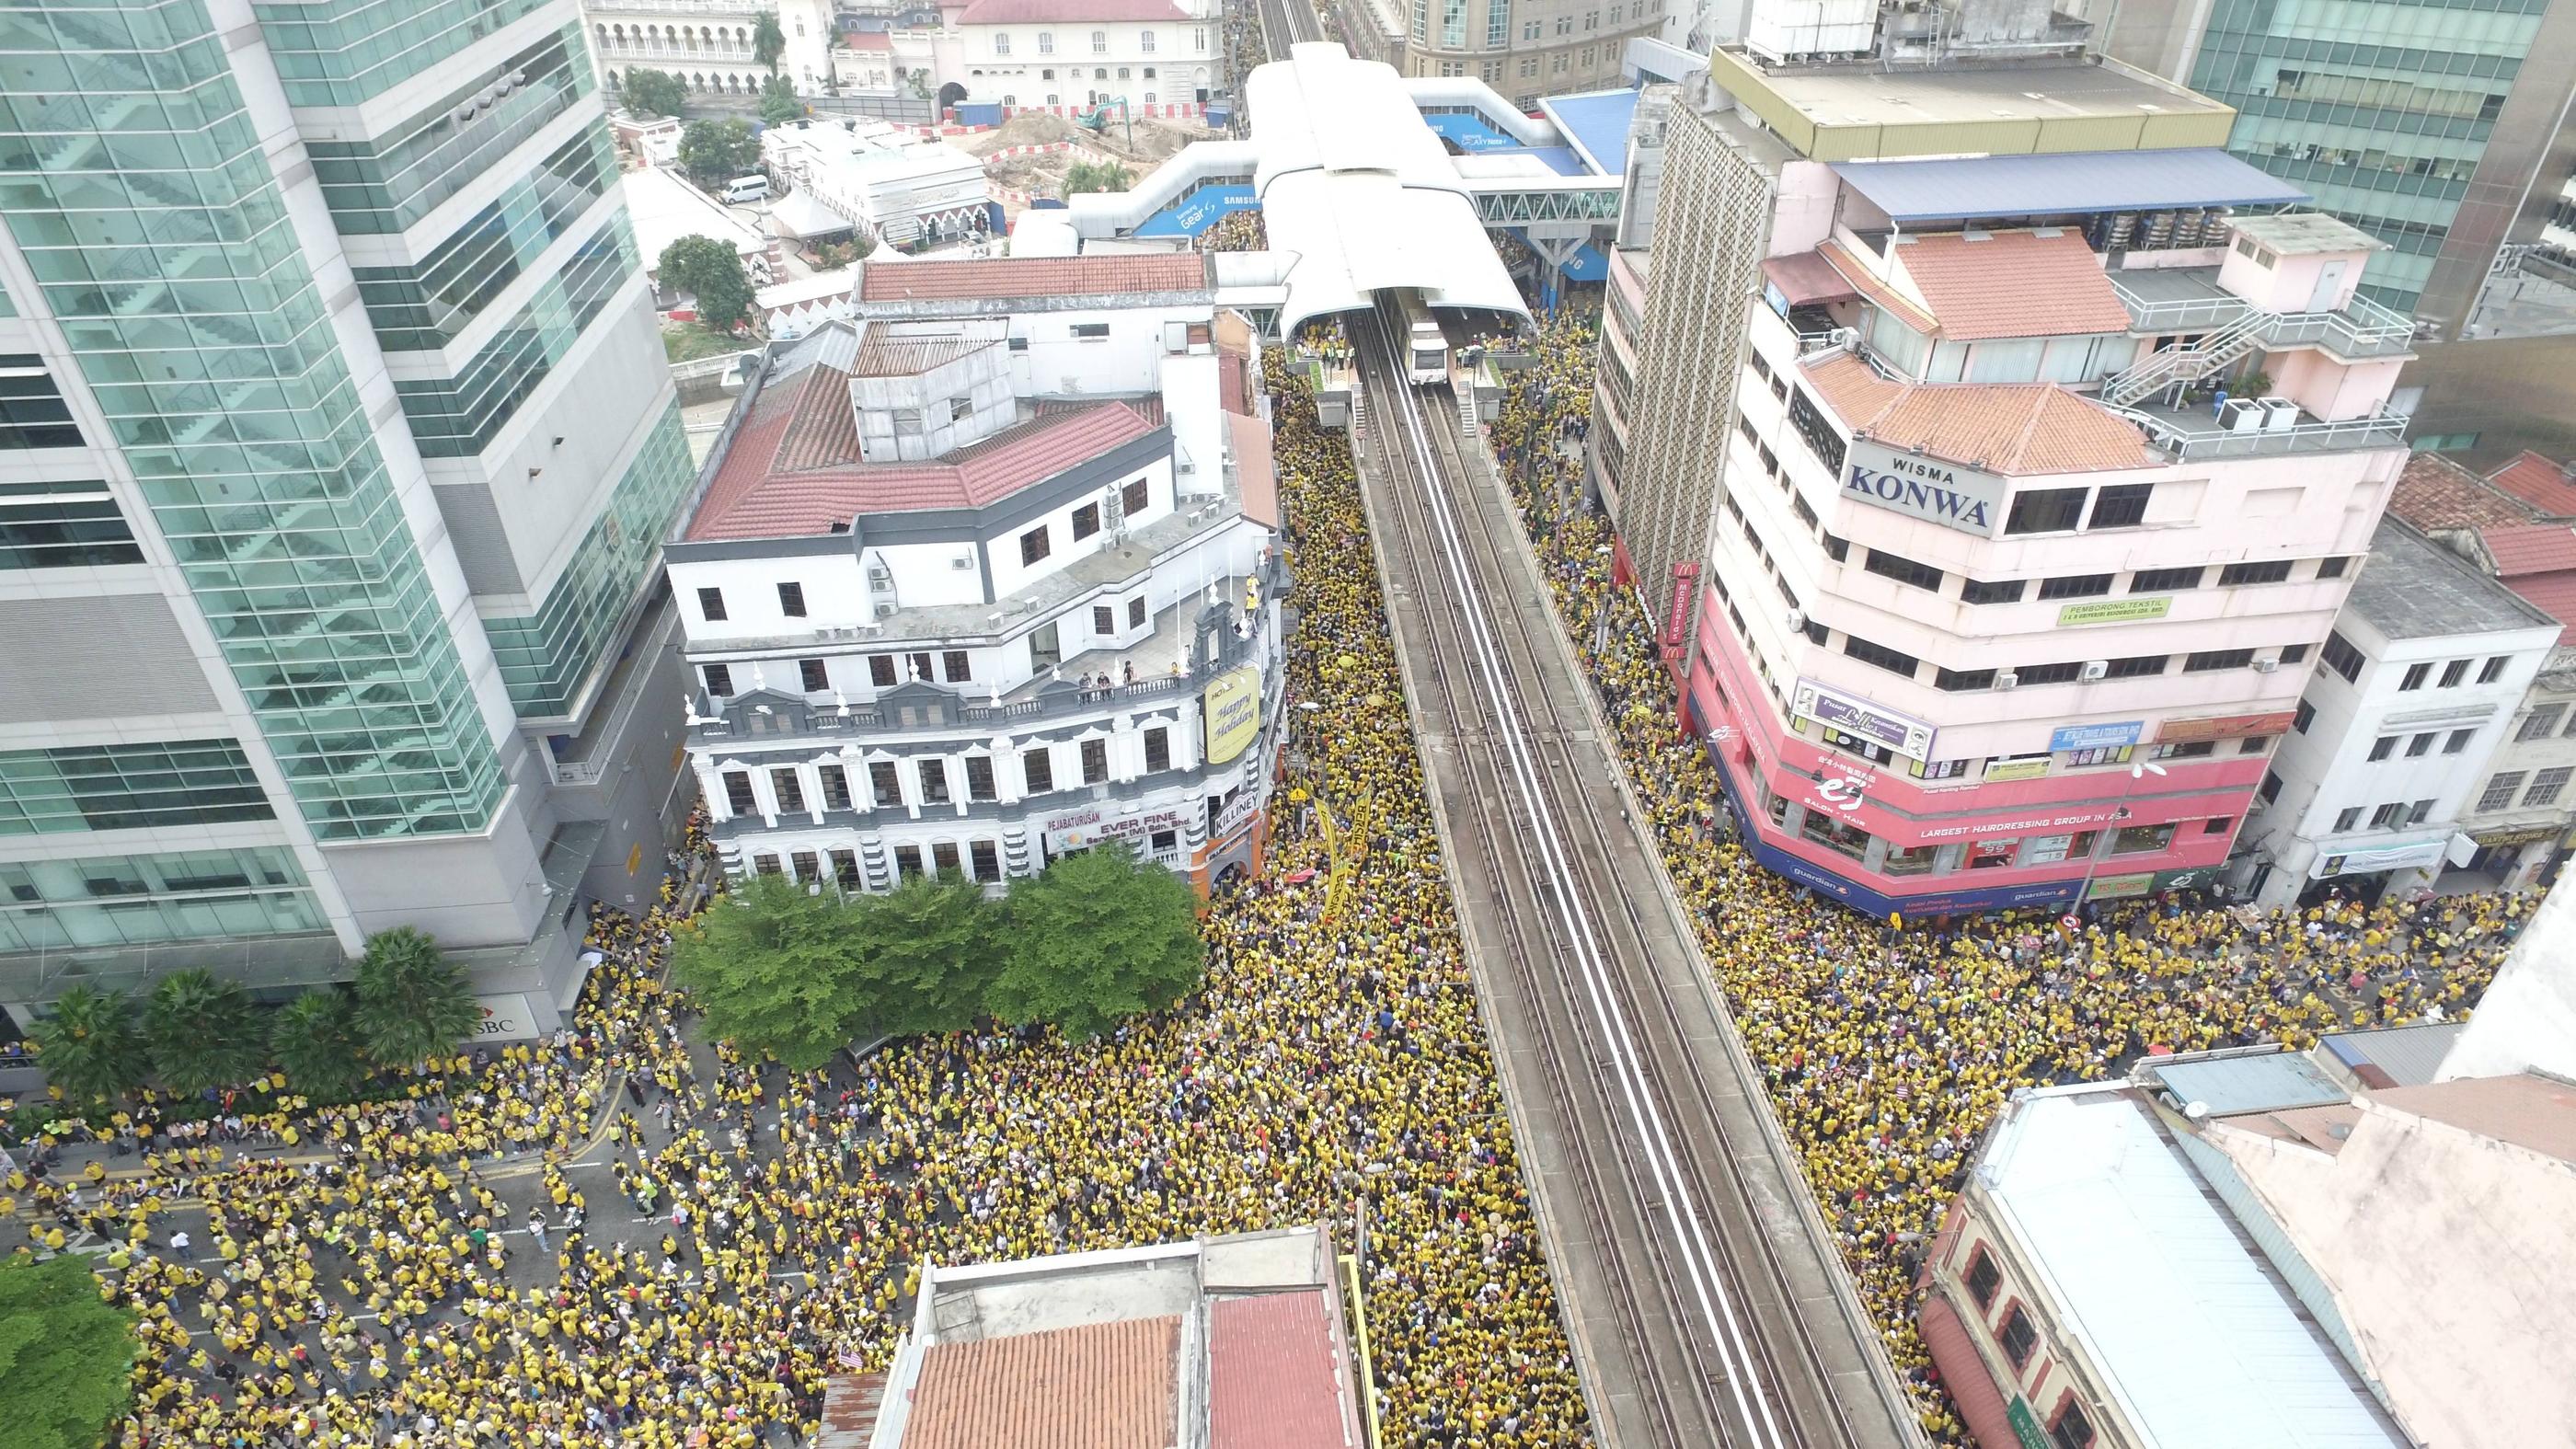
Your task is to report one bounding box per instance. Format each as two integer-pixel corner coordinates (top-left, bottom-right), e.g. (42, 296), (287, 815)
(1842, 439), (2007, 537)
(1203, 666), (1262, 765)
(1791, 676), (1936, 760)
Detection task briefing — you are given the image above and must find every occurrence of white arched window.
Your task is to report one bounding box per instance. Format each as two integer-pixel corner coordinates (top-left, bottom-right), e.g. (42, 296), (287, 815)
(1140, 29), (1156, 52)
(994, 31), (1011, 54)
(1090, 29), (1107, 52)
(1038, 30), (1054, 52)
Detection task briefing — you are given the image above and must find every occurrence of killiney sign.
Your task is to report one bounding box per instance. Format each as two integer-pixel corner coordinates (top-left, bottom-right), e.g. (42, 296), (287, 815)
(1843, 439), (2007, 537)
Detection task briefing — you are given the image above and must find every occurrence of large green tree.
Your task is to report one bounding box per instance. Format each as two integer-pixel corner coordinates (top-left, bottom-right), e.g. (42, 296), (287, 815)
(0, 1255), (139, 1449)
(658, 235), (755, 331)
(673, 876), (879, 1068)
(30, 983), (144, 1106)
(992, 845), (1204, 1041)
(270, 989), (366, 1099)
(142, 969), (265, 1097)
(1063, 159), (1133, 197)
(351, 927), (477, 1066)
(758, 75), (804, 125)
(677, 118), (761, 189)
(856, 872), (1005, 1037)
(753, 11), (788, 75)
(620, 67), (688, 119)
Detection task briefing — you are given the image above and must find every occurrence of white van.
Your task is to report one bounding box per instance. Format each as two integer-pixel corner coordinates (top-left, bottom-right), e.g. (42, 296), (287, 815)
(721, 175), (770, 204)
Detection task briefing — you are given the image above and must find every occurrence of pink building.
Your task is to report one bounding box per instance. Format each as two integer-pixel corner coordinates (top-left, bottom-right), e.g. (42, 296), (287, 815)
(1675, 195), (2411, 914)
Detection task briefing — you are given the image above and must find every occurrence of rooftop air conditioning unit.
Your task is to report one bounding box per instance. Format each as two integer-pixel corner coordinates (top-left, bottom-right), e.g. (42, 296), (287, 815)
(2080, 660), (2109, 682)
(2254, 657), (2281, 673)
(1995, 672), (2020, 690)
(867, 565), (894, 587)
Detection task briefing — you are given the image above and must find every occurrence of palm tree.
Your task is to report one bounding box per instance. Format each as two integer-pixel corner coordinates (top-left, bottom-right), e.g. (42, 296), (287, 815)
(352, 927), (477, 1067)
(270, 990), (366, 1099)
(144, 969), (266, 1096)
(30, 983), (145, 1106)
(753, 11), (787, 76)
(1063, 160), (1133, 197)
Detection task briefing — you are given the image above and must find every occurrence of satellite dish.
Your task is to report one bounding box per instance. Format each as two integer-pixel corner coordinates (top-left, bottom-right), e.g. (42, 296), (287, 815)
(2184, 1101), (2211, 1121)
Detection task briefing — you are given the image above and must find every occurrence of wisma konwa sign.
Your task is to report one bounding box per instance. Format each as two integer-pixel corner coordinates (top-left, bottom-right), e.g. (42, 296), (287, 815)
(1843, 440), (2007, 537)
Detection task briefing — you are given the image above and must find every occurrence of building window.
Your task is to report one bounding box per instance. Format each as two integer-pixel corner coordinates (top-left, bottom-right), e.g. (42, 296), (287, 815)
(2184, 649), (2254, 673)
(2104, 655), (2168, 679)
(2368, 802), (2407, 829)
(891, 845), (923, 880)
(1998, 1306), (2038, 1368)
(703, 663), (734, 696)
(2016, 661), (2084, 686)
(1020, 525), (1051, 566)
(752, 855), (782, 876)
(2087, 483), (2153, 529)
(962, 754), (996, 802)
(943, 650), (972, 683)
(1965, 1249), (2002, 1309)
(2260, 770), (2283, 803)
(2317, 556), (2352, 579)
(799, 659), (828, 693)
(1121, 477), (1149, 516)
(0, 478), (143, 569)
(2129, 566), (2202, 592)
(932, 842), (961, 877)
(2037, 573), (2112, 601)
(2050, 1402), (2097, 1449)
(971, 839), (1001, 881)
(2156, 741), (2215, 760)
(2366, 736), (2398, 762)
(2281, 643), (2310, 664)
(869, 761), (902, 807)
(722, 771), (756, 815)
(1822, 534), (1850, 563)
(1842, 634), (1920, 680)
(2478, 655), (2510, 684)
(777, 581), (807, 617)
(1935, 667), (1997, 692)
(2520, 703), (2569, 741)
(1094, 604), (1116, 635)
(1073, 501), (1101, 540)
(2404, 731), (2434, 757)
(2218, 560), (2293, 586)
(2335, 806), (2363, 832)
(2477, 772), (2526, 812)
(1127, 596), (1146, 628)
(0, 357), (83, 450)
(697, 586), (727, 621)
(1030, 621), (1062, 670)
(834, 849), (862, 891)
(869, 654), (898, 687)
(770, 768), (806, 813)
(1024, 748), (1054, 794)
(2439, 658), (2471, 687)
(994, 31), (1010, 53)
(2110, 822), (2174, 854)
(919, 759), (950, 805)
(2526, 766), (2573, 808)
(1080, 737), (1109, 783)
(2322, 632), (2366, 683)
(1140, 28), (1156, 51)
(1072, 322), (1110, 339)
(2399, 661), (2432, 691)
(2205, 815), (2236, 834)
(1863, 549), (1944, 591)
(820, 765), (853, 811)
(1961, 577), (2024, 605)
(1091, 29), (1107, 52)
(1039, 30), (1053, 52)
(1785, 387), (1845, 474)
(2445, 728), (2475, 753)
(2293, 700), (2315, 733)
(1144, 727), (1170, 772)
(2005, 488), (2087, 535)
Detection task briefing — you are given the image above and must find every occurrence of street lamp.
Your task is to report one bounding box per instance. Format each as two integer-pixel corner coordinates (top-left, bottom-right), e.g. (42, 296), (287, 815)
(2075, 758), (2168, 910)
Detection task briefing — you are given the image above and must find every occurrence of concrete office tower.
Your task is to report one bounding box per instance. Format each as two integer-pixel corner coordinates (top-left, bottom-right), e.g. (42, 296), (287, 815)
(1327, 0), (1669, 107)
(0, 1), (695, 1028)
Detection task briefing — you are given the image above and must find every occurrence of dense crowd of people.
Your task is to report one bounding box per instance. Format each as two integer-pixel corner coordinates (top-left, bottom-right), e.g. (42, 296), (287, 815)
(1483, 302), (2527, 1438)
(7, 293), (2534, 1449)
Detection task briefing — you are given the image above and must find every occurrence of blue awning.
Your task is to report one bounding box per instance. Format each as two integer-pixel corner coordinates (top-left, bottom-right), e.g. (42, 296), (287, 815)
(1833, 148), (2308, 224)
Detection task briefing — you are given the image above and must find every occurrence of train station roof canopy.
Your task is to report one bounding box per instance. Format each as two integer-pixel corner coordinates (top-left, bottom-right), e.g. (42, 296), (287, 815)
(1247, 43), (1531, 334)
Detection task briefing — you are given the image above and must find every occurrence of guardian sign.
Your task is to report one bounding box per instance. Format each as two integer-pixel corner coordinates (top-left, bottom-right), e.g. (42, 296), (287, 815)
(1843, 440), (2007, 537)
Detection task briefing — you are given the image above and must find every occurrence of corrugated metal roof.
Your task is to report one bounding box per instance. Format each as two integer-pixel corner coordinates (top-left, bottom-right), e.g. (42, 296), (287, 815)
(1831, 148), (2307, 224)
(2322, 1024), (2467, 1088)
(2147, 1052), (2348, 1116)
(1982, 1089), (2405, 1449)
(1208, 1293), (1358, 1449)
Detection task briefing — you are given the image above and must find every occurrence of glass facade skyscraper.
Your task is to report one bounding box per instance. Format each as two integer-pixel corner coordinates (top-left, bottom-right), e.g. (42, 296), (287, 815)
(0, 1), (696, 1020)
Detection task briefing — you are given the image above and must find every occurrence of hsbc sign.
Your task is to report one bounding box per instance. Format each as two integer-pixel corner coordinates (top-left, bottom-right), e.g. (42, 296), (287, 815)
(1843, 440), (2007, 537)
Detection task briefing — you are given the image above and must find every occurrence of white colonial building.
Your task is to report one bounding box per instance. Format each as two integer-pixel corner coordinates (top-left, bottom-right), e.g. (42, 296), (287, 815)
(949, 0), (1221, 109)
(582, 0), (840, 98)
(671, 253), (1284, 892)
(761, 118), (989, 248)
(2239, 519), (2561, 907)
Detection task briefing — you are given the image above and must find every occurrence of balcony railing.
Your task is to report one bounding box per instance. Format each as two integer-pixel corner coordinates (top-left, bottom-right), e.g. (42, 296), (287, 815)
(596, 44), (759, 65)
(2109, 276), (2416, 359)
(2100, 402), (2409, 461)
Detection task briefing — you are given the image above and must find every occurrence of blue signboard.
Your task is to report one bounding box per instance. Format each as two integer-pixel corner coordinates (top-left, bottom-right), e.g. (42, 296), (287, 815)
(1134, 183), (1258, 237)
(2047, 719), (2145, 753)
(1420, 110), (1522, 152)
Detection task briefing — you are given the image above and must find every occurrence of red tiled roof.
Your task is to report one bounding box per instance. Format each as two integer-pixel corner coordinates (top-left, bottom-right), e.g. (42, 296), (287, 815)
(2387, 452), (2542, 531)
(2488, 449), (2576, 517)
(956, 0), (1191, 20)
(1801, 351), (2152, 476)
(1816, 241), (1936, 335)
(1209, 1294), (1355, 1449)
(685, 368), (1160, 540)
(2503, 570), (2576, 646)
(2482, 523), (2576, 578)
(1891, 230), (2134, 341)
(905, 1317), (1179, 1449)
(858, 254), (1208, 303)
